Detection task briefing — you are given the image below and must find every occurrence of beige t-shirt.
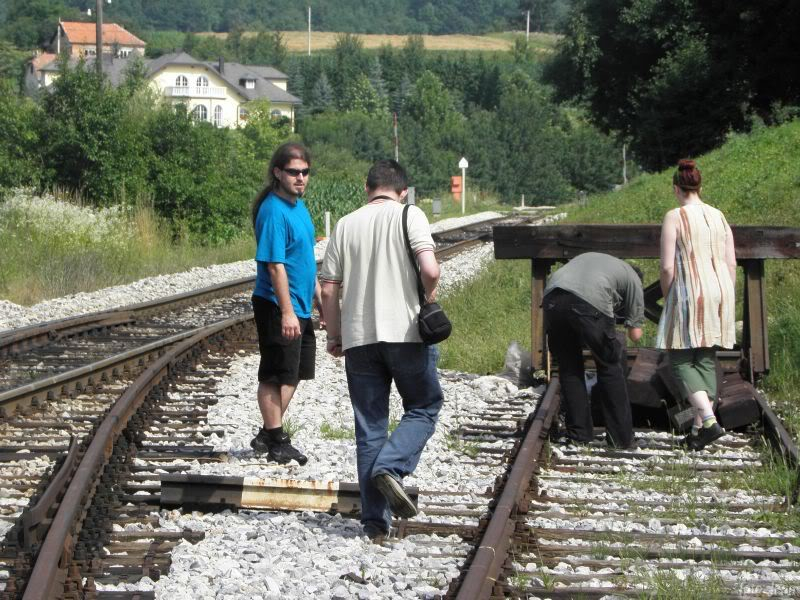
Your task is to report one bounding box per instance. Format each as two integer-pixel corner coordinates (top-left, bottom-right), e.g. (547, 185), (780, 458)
(320, 201), (435, 350)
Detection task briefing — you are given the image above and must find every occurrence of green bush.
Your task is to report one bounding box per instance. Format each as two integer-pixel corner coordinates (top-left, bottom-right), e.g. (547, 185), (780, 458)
(304, 177), (364, 234)
(0, 188), (254, 305)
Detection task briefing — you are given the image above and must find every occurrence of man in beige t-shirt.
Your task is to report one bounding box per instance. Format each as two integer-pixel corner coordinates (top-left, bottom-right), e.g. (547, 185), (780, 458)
(320, 160), (444, 542)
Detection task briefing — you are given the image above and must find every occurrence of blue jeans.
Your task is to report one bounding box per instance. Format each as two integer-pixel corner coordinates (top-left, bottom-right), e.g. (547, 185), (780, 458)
(345, 342), (444, 532)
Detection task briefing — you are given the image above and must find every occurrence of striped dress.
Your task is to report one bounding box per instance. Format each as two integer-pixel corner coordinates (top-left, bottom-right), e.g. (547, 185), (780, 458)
(656, 203), (735, 350)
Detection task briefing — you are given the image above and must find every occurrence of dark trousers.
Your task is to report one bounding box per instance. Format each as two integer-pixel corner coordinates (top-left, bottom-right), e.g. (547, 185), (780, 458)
(544, 289), (633, 448)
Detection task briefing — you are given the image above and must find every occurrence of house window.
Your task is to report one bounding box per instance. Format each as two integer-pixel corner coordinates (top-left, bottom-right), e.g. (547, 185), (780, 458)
(85, 47), (96, 56)
(176, 75), (188, 88)
(238, 106), (248, 122)
(118, 49), (131, 58)
(197, 76), (209, 87)
(192, 105), (208, 122)
(270, 109), (282, 119)
(244, 79), (256, 89)
(213, 105), (223, 127)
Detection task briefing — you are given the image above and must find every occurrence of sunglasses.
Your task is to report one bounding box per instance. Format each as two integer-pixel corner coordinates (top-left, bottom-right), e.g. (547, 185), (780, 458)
(282, 167), (310, 177)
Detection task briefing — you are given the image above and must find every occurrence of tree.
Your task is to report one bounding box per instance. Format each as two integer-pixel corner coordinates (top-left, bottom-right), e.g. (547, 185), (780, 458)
(545, 0), (800, 170)
(0, 80), (41, 188)
(367, 57), (388, 106)
(330, 33), (367, 103)
(1, 0), (81, 49)
(308, 72), (334, 114)
(0, 40), (30, 91)
(401, 71), (465, 193)
(241, 98), (292, 160)
(39, 60), (151, 204)
(401, 35), (426, 83)
(341, 73), (388, 116)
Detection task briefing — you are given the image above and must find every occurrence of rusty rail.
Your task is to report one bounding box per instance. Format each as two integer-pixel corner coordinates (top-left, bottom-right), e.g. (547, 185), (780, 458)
(20, 314), (253, 600)
(456, 378), (561, 599)
(0, 277), (254, 358)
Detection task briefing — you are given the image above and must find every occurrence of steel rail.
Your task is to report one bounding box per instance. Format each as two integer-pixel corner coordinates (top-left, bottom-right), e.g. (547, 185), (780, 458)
(0, 276), (254, 357)
(455, 378), (561, 600)
(21, 313), (253, 600)
(0, 326), (211, 418)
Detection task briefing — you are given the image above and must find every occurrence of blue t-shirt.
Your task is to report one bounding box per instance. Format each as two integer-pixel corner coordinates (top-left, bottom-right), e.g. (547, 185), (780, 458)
(253, 191), (317, 318)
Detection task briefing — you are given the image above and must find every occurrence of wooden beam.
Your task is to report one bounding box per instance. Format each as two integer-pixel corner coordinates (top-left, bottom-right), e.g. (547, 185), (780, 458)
(742, 259), (769, 376)
(494, 225), (800, 260)
(530, 260), (552, 373)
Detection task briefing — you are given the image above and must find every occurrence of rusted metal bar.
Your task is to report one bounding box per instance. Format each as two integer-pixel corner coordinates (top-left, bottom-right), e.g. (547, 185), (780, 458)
(0, 276), (255, 357)
(456, 379), (560, 600)
(493, 225), (800, 260)
(20, 436), (80, 551)
(21, 314), (252, 600)
(755, 389), (800, 468)
(160, 474), (418, 515)
(0, 313), (135, 358)
(0, 327), (204, 419)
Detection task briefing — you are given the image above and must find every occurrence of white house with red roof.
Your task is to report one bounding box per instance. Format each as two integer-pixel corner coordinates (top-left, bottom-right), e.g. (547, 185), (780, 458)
(53, 20), (147, 58)
(26, 22), (301, 130)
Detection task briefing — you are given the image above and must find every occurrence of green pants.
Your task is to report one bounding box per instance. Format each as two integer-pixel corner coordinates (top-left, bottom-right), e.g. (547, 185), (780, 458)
(668, 348), (718, 401)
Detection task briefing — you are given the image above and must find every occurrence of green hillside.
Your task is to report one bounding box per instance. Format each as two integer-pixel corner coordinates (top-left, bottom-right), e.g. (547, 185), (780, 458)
(566, 121), (800, 434)
(567, 121), (800, 226)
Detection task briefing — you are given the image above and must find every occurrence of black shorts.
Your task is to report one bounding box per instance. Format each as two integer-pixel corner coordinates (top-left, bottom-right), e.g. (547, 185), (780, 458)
(252, 295), (315, 385)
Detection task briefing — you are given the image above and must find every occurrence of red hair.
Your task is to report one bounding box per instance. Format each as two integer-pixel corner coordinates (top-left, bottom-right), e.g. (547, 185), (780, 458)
(673, 159), (701, 191)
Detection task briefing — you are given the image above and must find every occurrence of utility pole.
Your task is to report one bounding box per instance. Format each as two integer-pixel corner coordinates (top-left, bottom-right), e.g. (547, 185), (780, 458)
(307, 6), (311, 56)
(393, 112), (399, 161)
(95, 0), (103, 75)
(526, 10), (530, 41)
(622, 143), (628, 185)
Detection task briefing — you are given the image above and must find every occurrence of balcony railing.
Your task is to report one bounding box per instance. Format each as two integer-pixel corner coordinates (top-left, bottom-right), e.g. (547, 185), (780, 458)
(165, 85), (226, 99)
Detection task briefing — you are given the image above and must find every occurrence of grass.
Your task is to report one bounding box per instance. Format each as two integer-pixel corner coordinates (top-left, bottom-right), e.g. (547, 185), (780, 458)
(417, 189), (516, 223)
(319, 421), (355, 441)
(444, 431), (480, 459)
(281, 416), (304, 439)
(438, 259), (531, 373)
(0, 189), (254, 307)
(633, 569), (729, 600)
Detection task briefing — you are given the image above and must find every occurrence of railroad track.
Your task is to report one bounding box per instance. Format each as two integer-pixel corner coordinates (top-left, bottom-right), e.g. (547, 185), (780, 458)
(0, 213), (542, 598)
(4, 333), (799, 598)
(0, 218), (515, 416)
(452, 380), (800, 599)
(19, 210), (792, 598)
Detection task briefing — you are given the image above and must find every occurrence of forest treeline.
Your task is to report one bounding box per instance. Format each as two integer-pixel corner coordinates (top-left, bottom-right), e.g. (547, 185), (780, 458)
(545, 0), (800, 170)
(0, 33), (621, 244)
(1, 1), (799, 245)
(0, 0), (573, 47)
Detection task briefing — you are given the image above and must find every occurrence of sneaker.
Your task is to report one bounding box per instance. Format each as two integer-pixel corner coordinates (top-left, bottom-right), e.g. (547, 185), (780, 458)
(683, 423), (725, 451)
(249, 428), (271, 454)
(268, 439), (308, 465)
(372, 473), (417, 519)
(555, 434), (590, 447)
(362, 523), (388, 544)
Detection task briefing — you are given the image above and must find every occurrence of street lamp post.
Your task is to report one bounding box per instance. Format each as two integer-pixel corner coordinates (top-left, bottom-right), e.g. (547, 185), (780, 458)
(458, 157), (468, 215)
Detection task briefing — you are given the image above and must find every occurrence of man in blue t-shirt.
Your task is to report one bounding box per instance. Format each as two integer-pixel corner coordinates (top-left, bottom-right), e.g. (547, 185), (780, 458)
(250, 142), (321, 465)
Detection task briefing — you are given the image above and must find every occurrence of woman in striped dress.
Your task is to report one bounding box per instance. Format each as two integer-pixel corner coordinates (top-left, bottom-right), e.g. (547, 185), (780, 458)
(656, 159), (736, 451)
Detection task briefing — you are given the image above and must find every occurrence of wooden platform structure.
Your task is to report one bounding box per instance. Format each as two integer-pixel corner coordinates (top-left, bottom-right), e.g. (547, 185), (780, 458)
(493, 224), (800, 382)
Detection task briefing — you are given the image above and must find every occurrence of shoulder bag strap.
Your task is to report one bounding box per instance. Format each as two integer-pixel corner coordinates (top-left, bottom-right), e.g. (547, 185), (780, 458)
(402, 204), (427, 306)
